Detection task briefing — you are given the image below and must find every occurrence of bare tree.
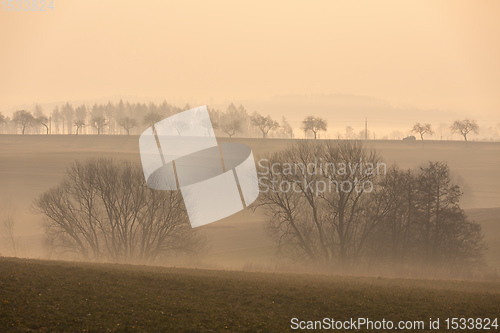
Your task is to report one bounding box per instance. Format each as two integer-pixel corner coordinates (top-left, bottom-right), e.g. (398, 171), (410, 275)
(37, 115), (50, 134)
(117, 117), (138, 135)
(450, 119), (479, 141)
(1, 217), (18, 257)
(13, 110), (35, 134)
(301, 116), (327, 139)
(91, 116), (107, 135)
(412, 123), (434, 140)
(345, 126), (354, 140)
(373, 162), (485, 269)
(34, 159), (205, 263)
(220, 112), (242, 138)
(201, 117), (216, 136)
(61, 103), (75, 135)
(52, 107), (62, 134)
(277, 116), (294, 138)
(172, 119), (188, 136)
(33, 104), (46, 134)
(0, 113), (5, 134)
(143, 112), (163, 128)
(250, 112), (279, 138)
(257, 141), (485, 272)
(257, 140), (389, 266)
(74, 119), (85, 135)
(0, 201), (21, 257)
(75, 104), (88, 126)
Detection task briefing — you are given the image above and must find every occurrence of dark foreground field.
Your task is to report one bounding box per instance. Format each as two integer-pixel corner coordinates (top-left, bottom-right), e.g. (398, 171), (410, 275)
(1, 258), (499, 332)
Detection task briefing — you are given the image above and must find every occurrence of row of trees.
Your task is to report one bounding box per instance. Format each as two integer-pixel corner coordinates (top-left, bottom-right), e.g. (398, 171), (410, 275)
(257, 141), (485, 273)
(0, 101), (297, 138)
(336, 119), (482, 141)
(412, 120), (479, 141)
(0, 101), (183, 136)
(210, 105), (294, 138)
(0, 101), (488, 141)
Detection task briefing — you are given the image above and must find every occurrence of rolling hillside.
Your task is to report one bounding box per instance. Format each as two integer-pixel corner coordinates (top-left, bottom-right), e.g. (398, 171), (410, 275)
(0, 135), (499, 272)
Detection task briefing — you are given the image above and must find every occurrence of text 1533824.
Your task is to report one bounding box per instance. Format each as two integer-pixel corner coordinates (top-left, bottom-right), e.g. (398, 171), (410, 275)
(2, 0), (54, 11)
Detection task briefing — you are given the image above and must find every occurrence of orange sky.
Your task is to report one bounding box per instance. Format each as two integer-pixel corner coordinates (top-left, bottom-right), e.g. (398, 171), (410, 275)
(1, 0), (499, 119)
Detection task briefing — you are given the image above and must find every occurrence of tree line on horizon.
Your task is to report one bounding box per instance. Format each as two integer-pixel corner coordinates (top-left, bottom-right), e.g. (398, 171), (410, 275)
(0, 101), (296, 139)
(0, 100), (495, 141)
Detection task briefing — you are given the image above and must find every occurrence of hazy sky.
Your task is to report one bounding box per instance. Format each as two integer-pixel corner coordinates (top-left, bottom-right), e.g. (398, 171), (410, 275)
(1, 0), (499, 119)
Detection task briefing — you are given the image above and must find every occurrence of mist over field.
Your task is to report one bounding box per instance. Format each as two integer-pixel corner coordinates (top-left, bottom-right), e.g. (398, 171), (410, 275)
(2, 1), (500, 331)
(0, 135), (498, 277)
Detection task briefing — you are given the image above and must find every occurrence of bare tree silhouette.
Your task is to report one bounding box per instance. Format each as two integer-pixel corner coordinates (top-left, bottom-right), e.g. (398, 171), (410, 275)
(251, 112), (279, 138)
(450, 119), (479, 141)
(301, 116), (327, 139)
(74, 119), (85, 135)
(257, 141), (485, 272)
(13, 110), (35, 135)
(91, 116), (107, 135)
(412, 123), (434, 140)
(117, 117), (138, 135)
(34, 159), (205, 263)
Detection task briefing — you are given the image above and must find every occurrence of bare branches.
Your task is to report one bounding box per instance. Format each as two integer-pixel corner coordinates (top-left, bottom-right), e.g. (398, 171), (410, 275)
(117, 117), (138, 135)
(412, 123), (434, 140)
(0, 201), (24, 257)
(301, 116), (327, 139)
(90, 116), (107, 135)
(450, 119), (479, 141)
(74, 119), (85, 135)
(12, 110), (35, 135)
(257, 140), (485, 271)
(33, 158), (205, 263)
(250, 112), (279, 138)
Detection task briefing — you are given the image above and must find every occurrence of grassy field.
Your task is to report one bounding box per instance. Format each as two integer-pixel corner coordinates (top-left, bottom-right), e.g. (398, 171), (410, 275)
(1, 258), (500, 332)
